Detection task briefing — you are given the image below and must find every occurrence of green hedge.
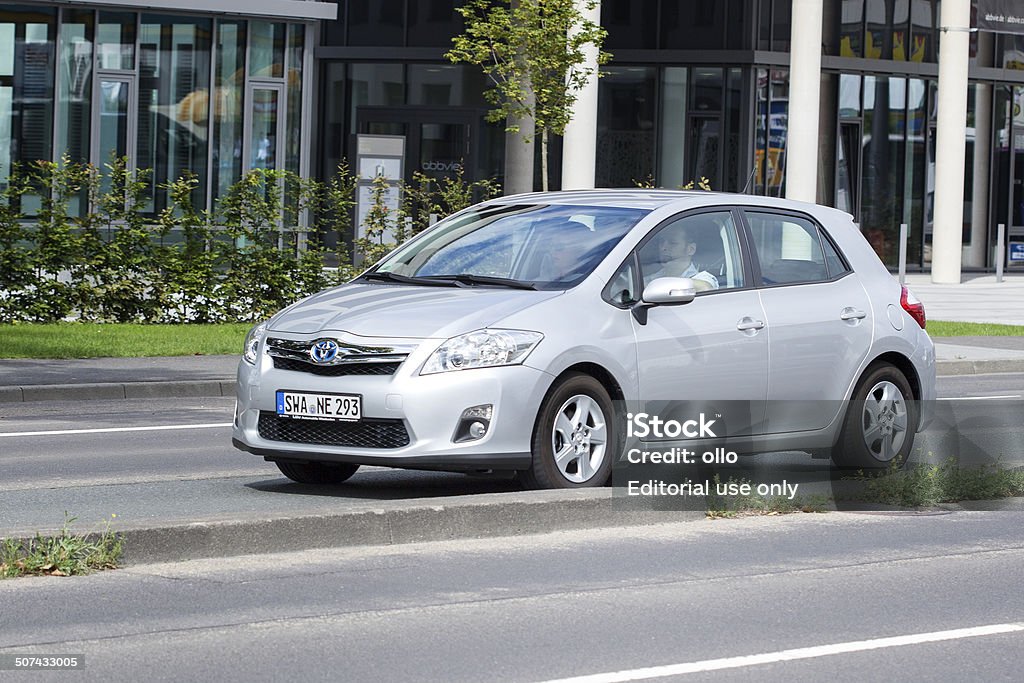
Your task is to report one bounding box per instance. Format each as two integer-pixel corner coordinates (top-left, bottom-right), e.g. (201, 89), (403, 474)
(0, 157), (498, 324)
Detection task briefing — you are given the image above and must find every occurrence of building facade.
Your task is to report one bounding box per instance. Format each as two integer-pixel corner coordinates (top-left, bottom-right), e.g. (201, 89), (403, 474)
(3, 1), (1023, 271)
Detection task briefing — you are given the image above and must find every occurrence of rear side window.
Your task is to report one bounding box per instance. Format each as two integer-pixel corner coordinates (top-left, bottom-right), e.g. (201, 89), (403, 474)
(745, 211), (830, 285)
(820, 231), (851, 278)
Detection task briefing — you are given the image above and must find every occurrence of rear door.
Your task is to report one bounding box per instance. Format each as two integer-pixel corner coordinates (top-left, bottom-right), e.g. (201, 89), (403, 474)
(741, 209), (872, 433)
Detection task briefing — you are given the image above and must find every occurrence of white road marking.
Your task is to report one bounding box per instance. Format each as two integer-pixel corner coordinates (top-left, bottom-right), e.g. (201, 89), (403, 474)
(0, 423), (233, 438)
(539, 623), (1024, 683)
(937, 395), (1021, 401)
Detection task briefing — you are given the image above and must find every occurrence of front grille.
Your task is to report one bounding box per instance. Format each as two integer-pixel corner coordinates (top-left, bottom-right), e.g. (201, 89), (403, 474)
(258, 411), (410, 449)
(272, 356), (400, 376)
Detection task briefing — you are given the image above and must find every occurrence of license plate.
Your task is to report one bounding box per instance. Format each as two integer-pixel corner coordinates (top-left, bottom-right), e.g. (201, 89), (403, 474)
(276, 391), (362, 421)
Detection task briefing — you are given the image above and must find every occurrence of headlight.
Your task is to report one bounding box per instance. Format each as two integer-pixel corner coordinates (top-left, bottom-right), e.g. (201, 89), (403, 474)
(243, 323), (267, 365)
(421, 329), (543, 375)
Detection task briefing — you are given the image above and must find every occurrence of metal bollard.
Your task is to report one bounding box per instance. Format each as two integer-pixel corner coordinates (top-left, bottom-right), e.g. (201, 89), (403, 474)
(996, 223), (1005, 283)
(898, 223), (908, 284)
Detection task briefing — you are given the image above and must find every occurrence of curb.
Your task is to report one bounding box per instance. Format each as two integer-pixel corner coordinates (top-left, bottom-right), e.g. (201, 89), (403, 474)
(7, 490), (696, 566)
(0, 380), (237, 403)
(935, 359), (1024, 376)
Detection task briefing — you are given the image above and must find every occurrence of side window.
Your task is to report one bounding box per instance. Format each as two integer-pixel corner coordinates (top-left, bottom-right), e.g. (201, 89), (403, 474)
(745, 212), (828, 285)
(820, 229), (851, 278)
(637, 211), (746, 292)
(604, 256), (639, 307)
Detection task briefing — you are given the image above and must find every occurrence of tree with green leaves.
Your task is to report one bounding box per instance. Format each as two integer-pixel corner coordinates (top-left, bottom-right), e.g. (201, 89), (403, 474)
(447, 0), (609, 192)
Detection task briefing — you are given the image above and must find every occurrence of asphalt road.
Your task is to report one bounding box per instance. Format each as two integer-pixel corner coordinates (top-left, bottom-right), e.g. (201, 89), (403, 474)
(0, 374), (1022, 535)
(1, 512), (1023, 681)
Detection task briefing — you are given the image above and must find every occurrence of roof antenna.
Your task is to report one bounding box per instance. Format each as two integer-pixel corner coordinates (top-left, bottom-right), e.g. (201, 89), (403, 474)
(740, 165), (758, 194)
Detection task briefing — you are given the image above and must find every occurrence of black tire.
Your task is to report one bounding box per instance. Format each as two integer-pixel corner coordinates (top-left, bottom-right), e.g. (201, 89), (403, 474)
(832, 363), (918, 471)
(275, 460), (360, 485)
(521, 372), (616, 489)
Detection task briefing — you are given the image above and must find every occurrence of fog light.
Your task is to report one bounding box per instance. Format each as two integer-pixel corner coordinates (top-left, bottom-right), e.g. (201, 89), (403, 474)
(454, 404), (493, 443)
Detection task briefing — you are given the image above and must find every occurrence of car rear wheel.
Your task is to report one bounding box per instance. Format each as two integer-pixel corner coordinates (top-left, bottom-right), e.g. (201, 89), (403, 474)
(522, 372), (615, 489)
(275, 460), (360, 485)
(833, 363), (917, 471)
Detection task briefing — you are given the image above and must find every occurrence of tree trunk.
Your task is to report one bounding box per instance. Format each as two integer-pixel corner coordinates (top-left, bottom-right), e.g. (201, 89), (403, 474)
(504, 109), (535, 195)
(541, 128), (549, 192)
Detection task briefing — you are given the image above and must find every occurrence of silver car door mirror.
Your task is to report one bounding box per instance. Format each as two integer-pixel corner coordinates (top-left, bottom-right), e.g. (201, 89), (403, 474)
(641, 277), (697, 305)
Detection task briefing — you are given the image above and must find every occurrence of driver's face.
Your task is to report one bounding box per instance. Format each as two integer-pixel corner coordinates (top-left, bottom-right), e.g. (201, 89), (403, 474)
(660, 230), (694, 264)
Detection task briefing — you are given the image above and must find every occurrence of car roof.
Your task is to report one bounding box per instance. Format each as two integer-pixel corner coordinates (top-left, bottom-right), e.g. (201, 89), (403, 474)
(487, 189), (855, 223)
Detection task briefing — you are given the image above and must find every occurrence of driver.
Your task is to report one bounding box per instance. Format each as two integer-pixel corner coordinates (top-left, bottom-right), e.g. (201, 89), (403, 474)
(644, 226), (718, 291)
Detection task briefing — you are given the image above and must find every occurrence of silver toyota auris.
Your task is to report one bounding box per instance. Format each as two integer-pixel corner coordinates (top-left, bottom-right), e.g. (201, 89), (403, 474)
(232, 190), (935, 489)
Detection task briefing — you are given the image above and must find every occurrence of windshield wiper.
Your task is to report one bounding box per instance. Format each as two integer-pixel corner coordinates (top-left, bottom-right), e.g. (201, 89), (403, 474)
(426, 274), (538, 290)
(360, 271), (459, 287)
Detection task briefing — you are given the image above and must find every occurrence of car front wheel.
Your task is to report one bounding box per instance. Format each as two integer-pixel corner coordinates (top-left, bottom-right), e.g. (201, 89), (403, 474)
(522, 372), (615, 489)
(833, 363), (917, 471)
(275, 460), (360, 485)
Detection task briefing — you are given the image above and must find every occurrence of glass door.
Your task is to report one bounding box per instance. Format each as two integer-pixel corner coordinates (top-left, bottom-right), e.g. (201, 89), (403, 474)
(93, 75), (135, 195)
(687, 114), (721, 188)
(247, 84), (284, 173)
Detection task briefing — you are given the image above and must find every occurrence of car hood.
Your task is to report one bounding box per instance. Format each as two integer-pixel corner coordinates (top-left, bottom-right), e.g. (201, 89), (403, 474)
(269, 283), (563, 339)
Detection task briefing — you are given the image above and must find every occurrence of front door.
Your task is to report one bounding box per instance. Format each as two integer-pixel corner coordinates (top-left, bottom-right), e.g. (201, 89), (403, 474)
(631, 209), (769, 439)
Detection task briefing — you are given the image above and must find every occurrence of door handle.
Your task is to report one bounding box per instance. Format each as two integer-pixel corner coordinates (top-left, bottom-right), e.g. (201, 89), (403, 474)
(736, 318), (765, 332)
(840, 307), (867, 321)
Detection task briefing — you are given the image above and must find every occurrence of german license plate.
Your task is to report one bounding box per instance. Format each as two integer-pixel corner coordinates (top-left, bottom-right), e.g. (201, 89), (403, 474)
(276, 391), (362, 421)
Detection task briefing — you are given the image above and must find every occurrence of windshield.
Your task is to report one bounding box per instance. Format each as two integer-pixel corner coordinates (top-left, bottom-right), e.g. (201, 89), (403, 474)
(369, 204), (649, 290)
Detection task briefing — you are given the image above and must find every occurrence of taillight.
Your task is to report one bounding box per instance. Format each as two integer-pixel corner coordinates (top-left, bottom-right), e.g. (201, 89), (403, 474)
(901, 285), (926, 329)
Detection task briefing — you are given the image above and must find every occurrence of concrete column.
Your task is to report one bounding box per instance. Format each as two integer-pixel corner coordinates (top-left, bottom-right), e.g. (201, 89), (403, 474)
(561, 0), (600, 190)
(967, 83), (991, 268)
(932, 0), (971, 284)
(785, 0), (824, 203)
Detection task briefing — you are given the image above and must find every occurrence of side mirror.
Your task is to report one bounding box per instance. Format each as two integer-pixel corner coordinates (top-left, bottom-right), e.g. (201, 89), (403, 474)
(631, 277), (697, 325)
(642, 277), (697, 305)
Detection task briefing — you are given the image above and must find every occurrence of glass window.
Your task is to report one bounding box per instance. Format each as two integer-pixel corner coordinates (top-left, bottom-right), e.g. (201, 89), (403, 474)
(350, 64), (404, 134)
(604, 256), (639, 307)
(660, 0), (726, 50)
(865, 0), (909, 61)
(407, 0), (462, 47)
(603, 0), (657, 50)
(213, 20), (245, 205)
(745, 212), (829, 285)
(639, 211), (744, 291)
(348, 0), (405, 47)
(659, 67), (688, 189)
(754, 69), (789, 198)
(909, 0), (934, 62)
(58, 9), (92, 166)
(596, 67), (656, 188)
(724, 68), (744, 192)
(321, 61), (346, 182)
(839, 0), (864, 57)
(250, 87), (280, 171)
(821, 230), (851, 278)
(286, 24), (304, 176)
(97, 11), (135, 70)
(0, 4), (55, 200)
(137, 14), (212, 213)
(408, 64), (483, 107)
(772, 0), (792, 51)
(377, 204), (648, 290)
(250, 21), (284, 79)
(861, 75), (906, 265)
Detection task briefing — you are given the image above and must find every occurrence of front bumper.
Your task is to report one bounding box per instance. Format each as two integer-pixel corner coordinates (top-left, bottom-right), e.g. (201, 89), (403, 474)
(231, 343), (552, 471)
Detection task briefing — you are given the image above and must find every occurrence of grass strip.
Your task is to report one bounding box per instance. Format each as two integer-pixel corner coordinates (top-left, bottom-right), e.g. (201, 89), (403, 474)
(705, 475), (831, 518)
(927, 320), (1024, 337)
(847, 459), (1024, 508)
(0, 323), (250, 359)
(1, 515), (123, 578)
